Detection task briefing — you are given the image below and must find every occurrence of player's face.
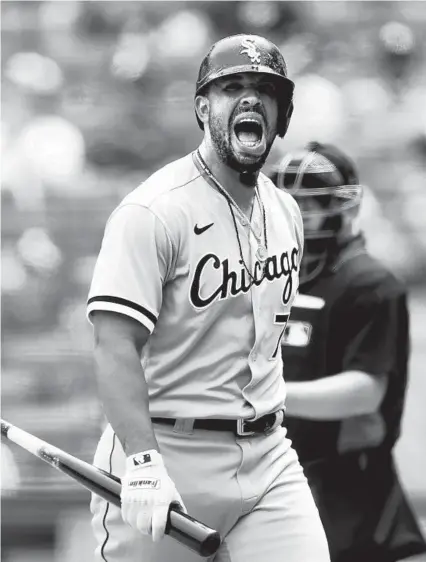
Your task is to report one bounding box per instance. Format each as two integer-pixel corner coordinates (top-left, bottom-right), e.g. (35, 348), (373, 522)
(207, 73), (279, 174)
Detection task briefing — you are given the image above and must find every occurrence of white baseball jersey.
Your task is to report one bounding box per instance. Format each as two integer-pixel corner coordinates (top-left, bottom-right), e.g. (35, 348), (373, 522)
(87, 152), (303, 420)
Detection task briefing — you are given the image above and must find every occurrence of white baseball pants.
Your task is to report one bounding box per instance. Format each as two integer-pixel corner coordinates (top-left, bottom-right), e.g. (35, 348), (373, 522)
(90, 421), (330, 562)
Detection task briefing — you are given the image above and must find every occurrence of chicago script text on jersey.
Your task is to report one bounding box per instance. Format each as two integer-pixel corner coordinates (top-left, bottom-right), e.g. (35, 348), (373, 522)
(189, 248), (299, 308)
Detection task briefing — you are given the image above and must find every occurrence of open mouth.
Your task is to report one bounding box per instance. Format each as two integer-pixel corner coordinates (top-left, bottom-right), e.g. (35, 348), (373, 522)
(235, 120), (263, 146)
(232, 114), (267, 157)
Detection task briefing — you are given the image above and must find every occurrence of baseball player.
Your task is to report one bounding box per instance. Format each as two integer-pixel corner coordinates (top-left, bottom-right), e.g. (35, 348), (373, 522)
(87, 35), (330, 562)
(269, 142), (426, 562)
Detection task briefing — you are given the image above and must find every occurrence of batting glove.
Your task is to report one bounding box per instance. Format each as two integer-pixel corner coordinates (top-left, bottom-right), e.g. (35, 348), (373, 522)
(121, 449), (186, 542)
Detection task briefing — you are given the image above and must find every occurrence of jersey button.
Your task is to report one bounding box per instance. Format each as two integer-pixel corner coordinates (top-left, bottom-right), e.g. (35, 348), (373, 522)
(240, 217), (248, 227)
(252, 351), (258, 361)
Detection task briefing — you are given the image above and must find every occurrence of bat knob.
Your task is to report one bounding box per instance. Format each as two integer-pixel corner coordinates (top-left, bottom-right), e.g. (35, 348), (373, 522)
(167, 504), (221, 557)
(1, 420), (11, 437)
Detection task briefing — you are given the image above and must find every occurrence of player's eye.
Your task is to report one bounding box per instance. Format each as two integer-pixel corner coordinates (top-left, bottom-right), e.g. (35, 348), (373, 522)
(258, 82), (276, 96)
(223, 82), (242, 92)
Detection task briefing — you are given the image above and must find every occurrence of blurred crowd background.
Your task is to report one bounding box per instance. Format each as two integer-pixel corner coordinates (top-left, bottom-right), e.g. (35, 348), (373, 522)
(1, 1), (426, 561)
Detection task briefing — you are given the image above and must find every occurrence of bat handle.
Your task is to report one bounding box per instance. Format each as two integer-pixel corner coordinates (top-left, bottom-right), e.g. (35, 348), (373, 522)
(167, 503), (221, 557)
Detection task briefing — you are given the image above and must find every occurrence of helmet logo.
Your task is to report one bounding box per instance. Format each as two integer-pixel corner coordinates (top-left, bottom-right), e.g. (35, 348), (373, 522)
(240, 38), (261, 64)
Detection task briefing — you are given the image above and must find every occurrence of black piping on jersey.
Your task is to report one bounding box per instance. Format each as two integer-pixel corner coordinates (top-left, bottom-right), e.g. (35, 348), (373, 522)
(100, 431), (116, 562)
(88, 296), (157, 326)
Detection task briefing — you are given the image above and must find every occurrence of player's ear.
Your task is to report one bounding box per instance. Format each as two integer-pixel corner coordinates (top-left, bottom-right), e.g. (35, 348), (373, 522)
(195, 94), (210, 128)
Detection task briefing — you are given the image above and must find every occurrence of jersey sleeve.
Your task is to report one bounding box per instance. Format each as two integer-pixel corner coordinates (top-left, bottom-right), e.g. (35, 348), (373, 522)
(87, 203), (174, 333)
(340, 286), (407, 377)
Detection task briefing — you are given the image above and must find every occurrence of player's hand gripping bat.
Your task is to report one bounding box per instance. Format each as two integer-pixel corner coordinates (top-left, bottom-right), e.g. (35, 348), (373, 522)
(1, 419), (221, 557)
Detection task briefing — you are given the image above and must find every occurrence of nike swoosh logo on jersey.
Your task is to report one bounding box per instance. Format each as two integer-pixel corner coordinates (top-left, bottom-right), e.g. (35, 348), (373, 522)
(194, 223), (214, 235)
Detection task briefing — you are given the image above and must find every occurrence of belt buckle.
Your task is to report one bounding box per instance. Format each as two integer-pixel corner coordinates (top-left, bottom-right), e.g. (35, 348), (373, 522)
(236, 419), (255, 437)
(264, 410), (284, 435)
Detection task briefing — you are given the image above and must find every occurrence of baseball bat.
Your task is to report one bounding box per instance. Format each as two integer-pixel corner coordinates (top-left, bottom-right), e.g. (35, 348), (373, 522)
(1, 419), (221, 557)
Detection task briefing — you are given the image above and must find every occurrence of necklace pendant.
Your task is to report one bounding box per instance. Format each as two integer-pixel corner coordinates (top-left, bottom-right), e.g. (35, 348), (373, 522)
(256, 244), (268, 263)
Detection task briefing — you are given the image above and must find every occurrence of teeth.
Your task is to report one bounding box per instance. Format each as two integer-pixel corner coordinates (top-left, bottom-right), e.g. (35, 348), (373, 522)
(239, 119), (261, 125)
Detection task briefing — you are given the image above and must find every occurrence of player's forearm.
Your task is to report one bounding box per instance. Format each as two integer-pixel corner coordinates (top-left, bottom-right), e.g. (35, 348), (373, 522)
(94, 340), (159, 455)
(284, 371), (387, 420)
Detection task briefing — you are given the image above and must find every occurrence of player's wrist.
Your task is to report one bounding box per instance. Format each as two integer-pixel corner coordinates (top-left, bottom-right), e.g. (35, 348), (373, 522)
(126, 449), (164, 471)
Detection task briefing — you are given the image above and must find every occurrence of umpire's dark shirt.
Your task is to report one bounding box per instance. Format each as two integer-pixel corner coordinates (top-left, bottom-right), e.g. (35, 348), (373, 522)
(282, 235), (409, 463)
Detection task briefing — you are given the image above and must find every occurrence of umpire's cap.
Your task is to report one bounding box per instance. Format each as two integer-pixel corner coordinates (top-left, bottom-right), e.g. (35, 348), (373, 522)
(195, 34), (295, 137)
(270, 141), (363, 238)
(305, 141), (360, 186)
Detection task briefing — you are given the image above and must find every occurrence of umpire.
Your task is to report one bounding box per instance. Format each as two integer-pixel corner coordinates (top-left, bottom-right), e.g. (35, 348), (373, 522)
(270, 142), (426, 562)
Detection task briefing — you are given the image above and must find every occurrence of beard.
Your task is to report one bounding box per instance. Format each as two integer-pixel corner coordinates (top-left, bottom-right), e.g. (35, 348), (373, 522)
(208, 108), (276, 175)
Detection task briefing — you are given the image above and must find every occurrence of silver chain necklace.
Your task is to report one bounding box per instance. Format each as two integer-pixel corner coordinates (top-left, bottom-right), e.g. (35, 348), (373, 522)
(195, 150), (268, 266)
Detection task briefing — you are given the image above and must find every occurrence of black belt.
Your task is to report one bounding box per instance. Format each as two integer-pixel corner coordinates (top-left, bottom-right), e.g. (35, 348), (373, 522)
(151, 410), (284, 437)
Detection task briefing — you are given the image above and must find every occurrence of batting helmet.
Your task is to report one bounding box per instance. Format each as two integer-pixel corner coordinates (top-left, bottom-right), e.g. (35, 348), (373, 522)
(195, 34), (295, 138)
(269, 142), (363, 283)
